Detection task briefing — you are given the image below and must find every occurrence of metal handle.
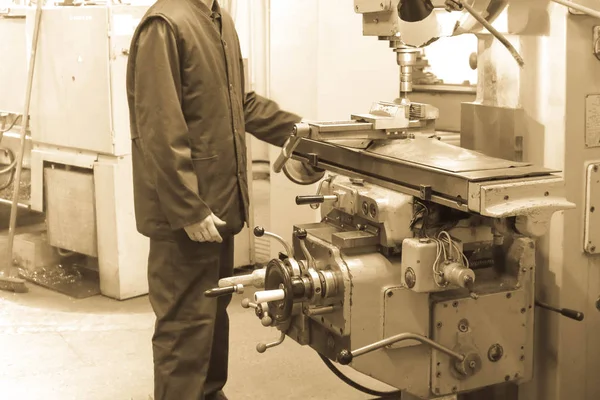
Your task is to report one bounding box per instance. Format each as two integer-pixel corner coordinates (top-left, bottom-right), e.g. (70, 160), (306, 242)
(204, 284), (244, 298)
(219, 269), (265, 289)
(535, 300), (584, 322)
(256, 331), (286, 353)
(294, 229), (315, 272)
(253, 226), (294, 258)
(254, 289), (286, 303)
(337, 332), (465, 365)
(296, 195), (337, 205)
(273, 123), (310, 173)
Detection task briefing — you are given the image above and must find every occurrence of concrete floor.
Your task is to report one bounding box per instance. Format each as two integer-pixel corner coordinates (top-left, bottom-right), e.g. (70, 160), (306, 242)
(0, 284), (394, 400)
(0, 176), (395, 400)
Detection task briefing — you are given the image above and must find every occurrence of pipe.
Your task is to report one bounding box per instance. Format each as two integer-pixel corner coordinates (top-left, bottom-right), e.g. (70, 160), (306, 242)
(4, 0), (43, 276)
(550, 0), (600, 19)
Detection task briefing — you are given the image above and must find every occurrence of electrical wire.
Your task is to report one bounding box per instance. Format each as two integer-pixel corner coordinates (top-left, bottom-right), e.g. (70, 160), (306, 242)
(550, 0), (600, 19)
(455, 0), (525, 67)
(318, 353), (402, 398)
(0, 149), (15, 191)
(0, 115), (21, 134)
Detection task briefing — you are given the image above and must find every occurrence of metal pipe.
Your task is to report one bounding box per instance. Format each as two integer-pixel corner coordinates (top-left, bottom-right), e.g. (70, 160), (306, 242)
(338, 332), (465, 365)
(550, 0), (600, 19)
(3, 0), (43, 286)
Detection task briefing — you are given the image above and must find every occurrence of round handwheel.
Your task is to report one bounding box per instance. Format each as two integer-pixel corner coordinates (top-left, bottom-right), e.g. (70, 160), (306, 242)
(265, 258), (294, 324)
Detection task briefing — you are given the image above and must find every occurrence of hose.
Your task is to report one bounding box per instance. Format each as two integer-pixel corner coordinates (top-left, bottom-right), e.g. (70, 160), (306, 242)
(0, 115), (21, 134)
(317, 353), (402, 398)
(0, 148), (16, 191)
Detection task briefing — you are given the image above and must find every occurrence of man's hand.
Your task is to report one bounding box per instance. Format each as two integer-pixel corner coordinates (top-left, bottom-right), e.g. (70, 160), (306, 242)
(184, 214), (227, 243)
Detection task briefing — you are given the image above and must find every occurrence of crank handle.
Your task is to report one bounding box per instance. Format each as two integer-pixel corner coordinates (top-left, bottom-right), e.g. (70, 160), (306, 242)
(254, 226), (294, 258)
(241, 298), (273, 326)
(337, 332), (465, 366)
(204, 284), (244, 298)
(273, 123), (310, 173)
(256, 331), (286, 353)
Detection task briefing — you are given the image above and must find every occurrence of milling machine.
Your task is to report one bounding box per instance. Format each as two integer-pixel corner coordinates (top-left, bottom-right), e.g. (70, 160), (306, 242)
(205, 0), (598, 399)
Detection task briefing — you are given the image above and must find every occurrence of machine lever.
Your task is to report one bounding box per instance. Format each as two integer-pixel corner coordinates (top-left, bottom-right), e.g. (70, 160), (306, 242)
(535, 300), (584, 322)
(204, 284), (244, 298)
(256, 331), (286, 353)
(253, 226), (294, 258)
(337, 332), (465, 366)
(294, 229), (316, 271)
(296, 195), (337, 205)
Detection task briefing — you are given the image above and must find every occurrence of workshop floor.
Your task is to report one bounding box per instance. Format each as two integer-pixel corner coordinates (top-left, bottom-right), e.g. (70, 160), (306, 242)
(0, 177), (395, 400)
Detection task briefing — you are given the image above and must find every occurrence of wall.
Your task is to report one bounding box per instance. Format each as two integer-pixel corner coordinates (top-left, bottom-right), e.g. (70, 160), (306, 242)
(267, 0), (399, 257)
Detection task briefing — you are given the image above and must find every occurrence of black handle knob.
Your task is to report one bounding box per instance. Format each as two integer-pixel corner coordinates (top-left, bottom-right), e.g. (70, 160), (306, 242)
(337, 349), (353, 365)
(295, 228), (308, 240)
(204, 286), (236, 298)
(253, 226), (265, 237)
(535, 300), (584, 322)
(296, 195), (325, 205)
(560, 308), (584, 322)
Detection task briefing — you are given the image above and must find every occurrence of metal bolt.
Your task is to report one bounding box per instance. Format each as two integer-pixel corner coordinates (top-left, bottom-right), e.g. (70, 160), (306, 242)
(488, 344), (504, 362)
(405, 268), (416, 289)
(469, 361), (477, 369)
(591, 207), (596, 213)
(506, 293), (512, 299)
(452, 301), (459, 308)
(436, 322), (443, 328)
(387, 291), (394, 298)
(520, 308), (526, 314)
(504, 195), (510, 200)
(458, 319), (469, 332)
(522, 268), (527, 273)
(544, 191), (550, 196)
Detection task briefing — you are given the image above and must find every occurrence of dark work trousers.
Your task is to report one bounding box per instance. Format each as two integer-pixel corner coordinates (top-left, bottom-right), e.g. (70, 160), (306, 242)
(148, 232), (234, 400)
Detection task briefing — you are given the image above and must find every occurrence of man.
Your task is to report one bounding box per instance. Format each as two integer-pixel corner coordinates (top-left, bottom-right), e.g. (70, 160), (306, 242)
(125, 0), (301, 398)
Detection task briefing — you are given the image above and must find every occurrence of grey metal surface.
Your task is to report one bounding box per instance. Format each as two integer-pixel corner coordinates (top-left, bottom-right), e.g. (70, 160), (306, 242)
(430, 290), (528, 395)
(292, 138), (555, 203)
(461, 103), (526, 162)
(367, 136), (530, 173)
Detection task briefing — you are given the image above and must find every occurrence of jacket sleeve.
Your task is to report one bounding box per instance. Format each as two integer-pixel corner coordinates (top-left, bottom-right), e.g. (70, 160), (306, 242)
(240, 59), (302, 147)
(133, 18), (212, 230)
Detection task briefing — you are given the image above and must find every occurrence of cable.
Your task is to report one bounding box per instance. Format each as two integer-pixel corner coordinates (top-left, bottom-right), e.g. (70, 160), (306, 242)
(550, 0), (600, 19)
(318, 353), (402, 398)
(0, 115), (21, 134)
(455, 0), (525, 67)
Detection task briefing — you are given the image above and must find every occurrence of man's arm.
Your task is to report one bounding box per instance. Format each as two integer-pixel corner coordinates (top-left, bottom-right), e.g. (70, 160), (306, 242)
(243, 91), (302, 147)
(240, 53), (302, 146)
(133, 18), (212, 231)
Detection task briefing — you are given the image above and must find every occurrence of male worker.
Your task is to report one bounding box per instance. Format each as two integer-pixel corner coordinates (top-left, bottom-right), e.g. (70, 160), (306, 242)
(125, 0), (302, 399)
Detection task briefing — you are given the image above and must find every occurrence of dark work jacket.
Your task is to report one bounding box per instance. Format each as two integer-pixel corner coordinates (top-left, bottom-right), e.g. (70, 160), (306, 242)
(126, 0), (301, 240)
